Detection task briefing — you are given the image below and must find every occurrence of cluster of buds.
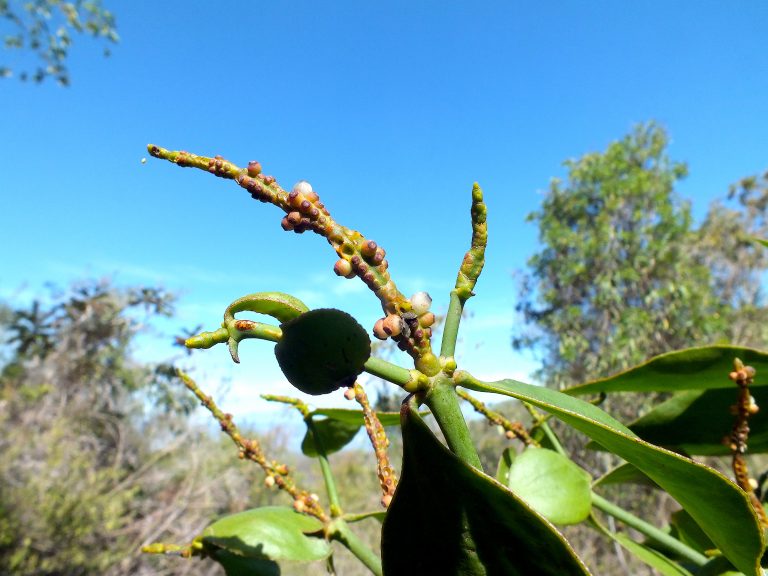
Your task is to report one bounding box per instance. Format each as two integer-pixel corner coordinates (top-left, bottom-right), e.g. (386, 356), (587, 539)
(372, 291), (435, 342)
(279, 181), (332, 234)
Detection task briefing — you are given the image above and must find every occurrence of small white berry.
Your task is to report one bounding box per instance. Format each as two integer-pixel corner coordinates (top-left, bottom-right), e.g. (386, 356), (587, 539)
(410, 291), (432, 315)
(292, 180), (313, 196)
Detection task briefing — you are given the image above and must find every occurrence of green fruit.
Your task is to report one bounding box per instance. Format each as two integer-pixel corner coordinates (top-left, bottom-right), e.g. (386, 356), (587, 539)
(275, 309), (371, 396)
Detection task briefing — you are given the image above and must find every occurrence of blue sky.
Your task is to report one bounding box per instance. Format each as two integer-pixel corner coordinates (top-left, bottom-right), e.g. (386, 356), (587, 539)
(1, 2), (767, 421)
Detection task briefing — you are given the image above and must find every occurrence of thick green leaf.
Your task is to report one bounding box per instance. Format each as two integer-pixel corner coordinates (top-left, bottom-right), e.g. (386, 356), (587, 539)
(753, 237), (768, 250)
(301, 417), (361, 457)
(593, 463), (658, 489)
(458, 375), (765, 576)
(202, 507), (330, 563)
(505, 448), (592, 525)
(381, 399), (590, 575)
(209, 549), (281, 576)
(275, 309), (371, 395)
(310, 407), (405, 427)
(627, 387), (768, 455)
(564, 346), (768, 396)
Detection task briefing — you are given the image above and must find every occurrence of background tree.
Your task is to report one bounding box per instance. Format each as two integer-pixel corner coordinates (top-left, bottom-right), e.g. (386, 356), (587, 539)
(514, 122), (727, 389)
(696, 170), (768, 347)
(0, 279), (385, 575)
(0, 0), (117, 85)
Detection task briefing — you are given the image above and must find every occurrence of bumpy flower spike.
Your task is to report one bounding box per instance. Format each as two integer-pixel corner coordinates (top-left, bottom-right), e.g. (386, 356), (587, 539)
(455, 182), (487, 301)
(727, 358), (768, 528)
(148, 145), (439, 373)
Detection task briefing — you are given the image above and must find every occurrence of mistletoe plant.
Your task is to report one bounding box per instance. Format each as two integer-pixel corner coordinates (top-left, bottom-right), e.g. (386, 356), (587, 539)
(143, 144), (768, 576)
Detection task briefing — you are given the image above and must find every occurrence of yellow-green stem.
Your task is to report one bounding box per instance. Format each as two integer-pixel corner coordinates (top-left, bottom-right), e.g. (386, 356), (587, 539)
(424, 378), (482, 470)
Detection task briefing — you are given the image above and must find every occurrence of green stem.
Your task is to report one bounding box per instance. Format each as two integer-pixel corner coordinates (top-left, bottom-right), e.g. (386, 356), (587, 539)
(363, 356), (413, 388)
(305, 417), (342, 517)
(424, 378), (483, 470)
(591, 493), (708, 567)
(440, 289), (463, 358)
(331, 519), (383, 576)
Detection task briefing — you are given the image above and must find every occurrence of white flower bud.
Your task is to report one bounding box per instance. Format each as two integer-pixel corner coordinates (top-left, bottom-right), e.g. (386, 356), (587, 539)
(292, 180), (313, 196)
(410, 291), (432, 315)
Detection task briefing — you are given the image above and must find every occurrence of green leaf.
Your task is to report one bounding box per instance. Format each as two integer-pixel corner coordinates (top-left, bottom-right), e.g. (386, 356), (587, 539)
(627, 387), (768, 455)
(274, 309), (371, 396)
(343, 510), (387, 524)
(505, 448), (592, 525)
(457, 375), (765, 576)
(669, 509), (716, 555)
(202, 507), (330, 563)
(496, 447), (516, 484)
(752, 237), (768, 250)
(381, 399), (590, 575)
(310, 407), (404, 427)
(697, 556), (744, 576)
(606, 531), (693, 576)
(593, 463), (658, 489)
(564, 346), (768, 396)
(209, 549), (281, 576)
(589, 515), (694, 576)
(301, 417), (361, 457)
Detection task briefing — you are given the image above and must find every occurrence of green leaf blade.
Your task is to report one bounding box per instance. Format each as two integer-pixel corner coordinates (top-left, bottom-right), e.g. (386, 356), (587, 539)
(382, 400), (591, 575)
(202, 507), (330, 563)
(459, 376), (765, 576)
(301, 417), (361, 457)
(506, 448), (592, 525)
(564, 346), (768, 396)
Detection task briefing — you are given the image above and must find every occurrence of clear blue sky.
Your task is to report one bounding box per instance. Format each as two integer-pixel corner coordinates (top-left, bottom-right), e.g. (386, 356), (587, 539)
(1, 2), (767, 419)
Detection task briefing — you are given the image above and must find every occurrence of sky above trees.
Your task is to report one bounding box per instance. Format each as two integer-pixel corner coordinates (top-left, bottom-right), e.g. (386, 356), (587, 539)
(1, 1), (767, 418)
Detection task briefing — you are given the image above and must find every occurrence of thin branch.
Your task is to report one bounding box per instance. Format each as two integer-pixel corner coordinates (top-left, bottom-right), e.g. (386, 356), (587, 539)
(351, 382), (398, 507)
(178, 370), (327, 522)
(456, 388), (537, 446)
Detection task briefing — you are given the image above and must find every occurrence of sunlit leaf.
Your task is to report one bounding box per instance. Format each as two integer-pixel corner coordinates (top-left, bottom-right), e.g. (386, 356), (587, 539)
(505, 448), (592, 525)
(202, 507), (330, 563)
(382, 399), (590, 575)
(564, 346), (768, 396)
(275, 309), (370, 395)
(458, 375), (765, 576)
(301, 417), (361, 457)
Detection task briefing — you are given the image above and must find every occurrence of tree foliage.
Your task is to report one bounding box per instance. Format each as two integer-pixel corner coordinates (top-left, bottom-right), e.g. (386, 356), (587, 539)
(514, 123), (741, 388)
(0, 0), (117, 85)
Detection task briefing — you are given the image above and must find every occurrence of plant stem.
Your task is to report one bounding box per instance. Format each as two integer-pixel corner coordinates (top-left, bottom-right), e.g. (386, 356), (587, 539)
(305, 417), (343, 517)
(440, 289), (464, 358)
(363, 356), (413, 388)
(424, 377), (483, 470)
(331, 519), (383, 576)
(591, 493), (708, 567)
